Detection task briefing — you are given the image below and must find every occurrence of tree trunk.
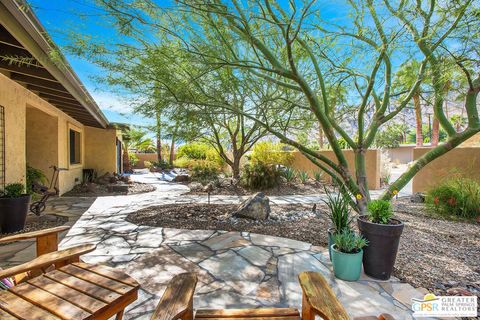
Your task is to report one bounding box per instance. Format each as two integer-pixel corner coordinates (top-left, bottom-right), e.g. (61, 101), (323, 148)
(231, 153), (241, 180)
(413, 94), (423, 146)
(354, 148), (370, 212)
(156, 111), (162, 162)
(318, 126), (324, 149)
(123, 149), (131, 173)
(431, 117), (440, 146)
(169, 136), (175, 166)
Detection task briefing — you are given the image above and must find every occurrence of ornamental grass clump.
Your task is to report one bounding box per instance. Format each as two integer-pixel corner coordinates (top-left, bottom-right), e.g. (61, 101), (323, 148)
(367, 199), (394, 224)
(321, 186), (353, 233)
(425, 177), (480, 220)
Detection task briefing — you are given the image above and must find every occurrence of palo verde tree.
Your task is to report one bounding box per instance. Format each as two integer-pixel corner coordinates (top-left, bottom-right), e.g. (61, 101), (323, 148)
(71, 0), (479, 213)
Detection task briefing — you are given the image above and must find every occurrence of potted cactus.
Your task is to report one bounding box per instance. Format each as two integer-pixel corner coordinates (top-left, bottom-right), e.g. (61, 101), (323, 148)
(357, 200), (404, 280)
(0, 183), (31, 234)
(331, 229), (368, 281)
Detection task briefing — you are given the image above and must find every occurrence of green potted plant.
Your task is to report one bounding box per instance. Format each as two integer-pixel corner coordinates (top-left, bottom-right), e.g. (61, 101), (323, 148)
(321, 186), (353, 260)
(0, 183), (31, 234)
(357, 199), (404, 280)
(331, 229), (368, 281)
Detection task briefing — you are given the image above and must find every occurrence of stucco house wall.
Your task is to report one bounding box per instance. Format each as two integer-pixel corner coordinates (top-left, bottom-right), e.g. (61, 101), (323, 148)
(84, 126), (121, 175)
(290, 150), (381, 190)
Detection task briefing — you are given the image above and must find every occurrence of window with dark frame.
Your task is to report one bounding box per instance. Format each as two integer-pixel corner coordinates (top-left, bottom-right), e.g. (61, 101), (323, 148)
(69, 129), (81, 165)
(0, 106), (4, 189)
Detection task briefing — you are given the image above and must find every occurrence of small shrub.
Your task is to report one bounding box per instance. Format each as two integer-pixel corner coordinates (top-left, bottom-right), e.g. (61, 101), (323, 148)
(153, 159), (171, 170)
(173, 157), (194, 168)
(2, 183), (25, 198)
(250, 141), (293, 166)
(129, 153), (139, 166)
(143, 161), (153, 170)
(333, 229), (368, 254)
(177, 143), (210, 160)
(241, 162), (280, 190)
(313, 171), (323, 182)
(191, 161), (220, 184)
(367, 200), (393, 224)
(82, 169), (97, 184)
(282, 167), (296, 182)
(425, 177), (480, 219)
(321, 185), (353, 233)
(26, 165), (48, 194)
(297, 170), (309, 184)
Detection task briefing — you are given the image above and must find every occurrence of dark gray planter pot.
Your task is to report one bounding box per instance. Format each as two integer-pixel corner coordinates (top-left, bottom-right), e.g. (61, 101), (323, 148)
(357, 215), (404, 280)
(0, 194), (31, 234)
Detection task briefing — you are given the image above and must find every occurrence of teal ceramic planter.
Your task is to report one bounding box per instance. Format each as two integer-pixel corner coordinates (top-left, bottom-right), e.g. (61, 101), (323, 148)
(327, 228), (335, 261)
(331, 245), (363, 281)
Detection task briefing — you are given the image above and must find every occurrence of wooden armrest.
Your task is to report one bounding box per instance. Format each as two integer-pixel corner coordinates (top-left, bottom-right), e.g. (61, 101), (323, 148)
(354, 315), (395, 320)
(151, 272), (198, 320)
(0, 226), (70, 244)
(0, 244), (95, 279)
(298, 272), (349, 320)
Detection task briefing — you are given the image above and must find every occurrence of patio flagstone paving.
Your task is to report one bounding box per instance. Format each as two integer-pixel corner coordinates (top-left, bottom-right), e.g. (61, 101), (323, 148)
(0, 172), (422, 319)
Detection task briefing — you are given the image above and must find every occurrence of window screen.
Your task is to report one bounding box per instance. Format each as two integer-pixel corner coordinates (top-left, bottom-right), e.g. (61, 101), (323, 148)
(69, 129), (81, 165)
(0, 106), (4, 189)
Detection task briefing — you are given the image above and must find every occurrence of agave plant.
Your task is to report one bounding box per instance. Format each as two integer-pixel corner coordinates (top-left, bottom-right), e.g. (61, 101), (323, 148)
(282, 167), (296, 182)
(297, 170), (309, 183)
(313, 171), (323, 182)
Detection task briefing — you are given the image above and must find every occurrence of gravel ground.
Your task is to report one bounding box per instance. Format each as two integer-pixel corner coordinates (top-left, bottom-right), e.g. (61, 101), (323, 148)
(63, 182), (155, 197)
(127, 198), (480, 297)
(0, 214), (68, 238)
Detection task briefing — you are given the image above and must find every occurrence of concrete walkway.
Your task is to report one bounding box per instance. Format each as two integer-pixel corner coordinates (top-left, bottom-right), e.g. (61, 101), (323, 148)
(0, 172), (422, 319)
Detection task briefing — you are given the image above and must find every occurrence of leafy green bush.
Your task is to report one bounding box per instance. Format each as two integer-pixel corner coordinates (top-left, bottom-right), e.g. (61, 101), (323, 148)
(425, 177), (480, 219)
(177, 143), (210, 160)
(173, 157), (194, 168)
(333, 229), (368, 254)
(26, 165), (47, 194)
(314, 171), (323, 182)
(282, 167), (296, 182)
(2, 183), (25, 198)
(241, 162), (280, 190)
(153, 159), (171, 170)
(250, 141), (293, 166)
(143, 161), (153, 170)
(321, 186), (352, 233)
(367, 200), (394, 224)
(297, 170), (309, 183)
(191, 160), (220, 184)
(129, 153), (139, 166)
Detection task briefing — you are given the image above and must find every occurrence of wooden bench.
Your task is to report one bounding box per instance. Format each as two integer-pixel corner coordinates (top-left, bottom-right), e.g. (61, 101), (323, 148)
(150, 272), (395, 320)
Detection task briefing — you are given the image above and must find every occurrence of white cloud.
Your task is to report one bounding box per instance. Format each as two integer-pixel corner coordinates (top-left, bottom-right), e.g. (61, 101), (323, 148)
(91, 91), (135, 114)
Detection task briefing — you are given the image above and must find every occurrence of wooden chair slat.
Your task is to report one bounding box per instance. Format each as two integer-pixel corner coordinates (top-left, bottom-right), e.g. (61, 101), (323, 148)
(0, 244), (96, 279)
(27, 275), (108, 313)
(10, 282), (93, 320)
(298, 272), (349, 320)
(0, 307), (19, 319)
(195, 308), (300, 318)
(44, 269), (121, 303)
(0, 226), (70, 244)
(0, 290), (61, 320)
(73, 262), (139, 287)
(199, 317), (300, 320)
(150, 272), (198, 320)
(60, 264), (132, 295)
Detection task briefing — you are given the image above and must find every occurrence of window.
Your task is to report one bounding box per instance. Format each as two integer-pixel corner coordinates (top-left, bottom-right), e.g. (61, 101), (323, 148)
(69, 129), (81, 165)
(0, 106), (4, 189)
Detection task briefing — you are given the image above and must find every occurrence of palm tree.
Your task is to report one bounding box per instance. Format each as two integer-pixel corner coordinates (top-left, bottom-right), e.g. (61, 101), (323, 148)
(120, 127), (154, 172)
(395, 61), (424, 146)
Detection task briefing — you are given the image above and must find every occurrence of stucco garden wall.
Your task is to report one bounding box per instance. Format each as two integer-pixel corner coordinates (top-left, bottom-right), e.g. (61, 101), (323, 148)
(412, 146), (480, 193)
(133, 153), (158, 168)
(290, 150), (381, 189)
(385, 145), (415, 164)
(84, 126), (121, 175)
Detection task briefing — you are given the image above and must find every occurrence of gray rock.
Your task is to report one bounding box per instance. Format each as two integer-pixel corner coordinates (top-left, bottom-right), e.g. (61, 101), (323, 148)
(107, 183), (129, 192)
(233, 192), (270, 220)
(410, 192), (425, 203)
(173, 174), (190, 182)
(188, 182), (203, 191)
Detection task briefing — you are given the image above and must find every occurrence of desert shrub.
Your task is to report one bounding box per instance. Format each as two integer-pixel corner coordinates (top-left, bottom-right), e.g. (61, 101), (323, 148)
(241, 162), (281, 190)
(282, 167), (296, 182)
(26, 165), (48, 194)
(314, 171), (323, 182)
(297, 170), (309, 183)
(153, 159), (171, 170)
(191, 160), (220, 184)
(177, 142), (210, 160)
(129, 153), (139, 166)
(173, 157), (194, 168)
(425, 177), (480, 219)
(367, 200), (394, 224)
(1, 183), (25, 198)
(250, 141), (293, 166)
(143, 161), (153, 170)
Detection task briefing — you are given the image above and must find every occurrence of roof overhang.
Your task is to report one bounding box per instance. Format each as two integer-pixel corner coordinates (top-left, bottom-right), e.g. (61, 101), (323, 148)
(0, 0), (109, 128)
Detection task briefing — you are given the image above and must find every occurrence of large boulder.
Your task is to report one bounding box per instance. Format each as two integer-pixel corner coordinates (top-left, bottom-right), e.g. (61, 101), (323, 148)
(173, 174), (190, 182)
(233, 192), (271, 220)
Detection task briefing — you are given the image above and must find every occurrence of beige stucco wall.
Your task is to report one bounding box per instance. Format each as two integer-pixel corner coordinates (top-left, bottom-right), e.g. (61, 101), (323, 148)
(412, 147), (480, 193)
(0, 73), (116, 195)
(290, 150), (381, 190)
(461, 132), (480, 147)
(385, 145), (415, 164)
(84, 126), (121, 175)
(134, 153), (158, 168)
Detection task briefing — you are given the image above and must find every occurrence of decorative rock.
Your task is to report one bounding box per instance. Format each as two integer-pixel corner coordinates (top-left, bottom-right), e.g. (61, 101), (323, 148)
(107, 183), (129, 192)
(173, 174), (190, 182)
(233, 192), (270, 220)
(188, 182), (203, 191)
(410, 192), (425, 203)
(447, 287), (474, 296)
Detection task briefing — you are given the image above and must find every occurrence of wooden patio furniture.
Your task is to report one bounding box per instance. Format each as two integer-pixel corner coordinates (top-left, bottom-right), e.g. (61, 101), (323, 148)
(0, 226), (140, 319)
(151, 272), (395, 320)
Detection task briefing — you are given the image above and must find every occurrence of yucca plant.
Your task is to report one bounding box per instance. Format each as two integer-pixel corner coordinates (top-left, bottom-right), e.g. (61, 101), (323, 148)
(282, 167), (296, 182)
(297, 170), (309, 184)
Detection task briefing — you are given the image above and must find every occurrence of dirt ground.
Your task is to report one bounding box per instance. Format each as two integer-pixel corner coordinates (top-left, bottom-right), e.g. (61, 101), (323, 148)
(63, 182), (155, 197)
(127, 197), (480, 298)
